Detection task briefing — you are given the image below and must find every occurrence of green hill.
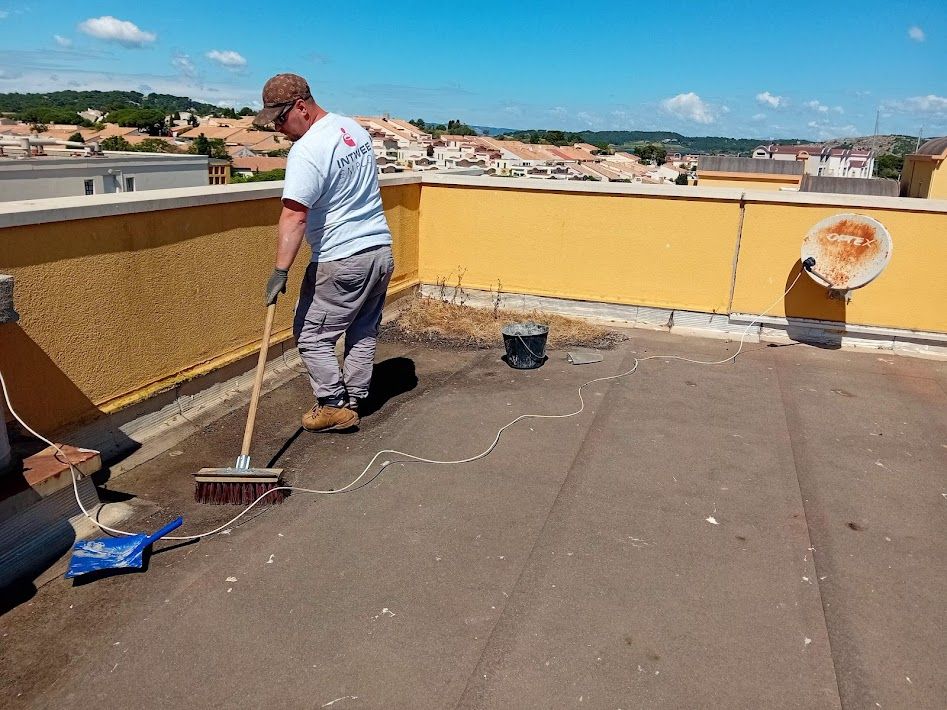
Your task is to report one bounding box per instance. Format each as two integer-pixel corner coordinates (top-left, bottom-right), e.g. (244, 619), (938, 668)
(0, 90), (226, 124)
(493, 129), (813, 155)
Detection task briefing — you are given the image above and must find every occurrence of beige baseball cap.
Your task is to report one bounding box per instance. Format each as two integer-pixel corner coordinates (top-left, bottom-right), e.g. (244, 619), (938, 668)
(252, 73), (312, 127)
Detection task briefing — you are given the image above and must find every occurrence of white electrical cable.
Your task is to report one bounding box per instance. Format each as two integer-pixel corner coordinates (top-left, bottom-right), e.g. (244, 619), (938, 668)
(0, 271), (804, 543)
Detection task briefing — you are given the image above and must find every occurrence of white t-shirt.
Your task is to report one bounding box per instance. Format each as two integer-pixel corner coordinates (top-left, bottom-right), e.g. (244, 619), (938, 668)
(282, 113), (392, 262)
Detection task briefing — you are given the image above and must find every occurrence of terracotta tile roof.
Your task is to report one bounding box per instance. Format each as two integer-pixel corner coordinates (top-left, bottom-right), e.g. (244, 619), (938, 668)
(223, 128), (272, 146)
(36, 127), (96, 142)
(608, 152), (641, 163)
(761, 143), (825, 155)
(206, 116), (255, 128)
(495, 140), (558, 162)
(179, 125), (245, 141)
(571, 164), (603, 178)
(611, 162), (650, 177)
(87, 123), (139, 140)
(381, 116), (432, 137)
(0, 123), (36, 136)
(547, 146), (599, 162)
(227, 145), (256, 158)
(232, 156), (288, 172)
(587, 164), (622, 180)
(122, 135), (180, 150)
(245, 133), (292, 153)
(354, 116), (429, 143)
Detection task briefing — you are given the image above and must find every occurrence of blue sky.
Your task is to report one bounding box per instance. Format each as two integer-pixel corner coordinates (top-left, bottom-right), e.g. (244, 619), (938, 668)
(0, 1), (944, 139)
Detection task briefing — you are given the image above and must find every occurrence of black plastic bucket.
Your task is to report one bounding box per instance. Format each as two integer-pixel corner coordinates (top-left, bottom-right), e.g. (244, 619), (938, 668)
(501, 322), (549, 369)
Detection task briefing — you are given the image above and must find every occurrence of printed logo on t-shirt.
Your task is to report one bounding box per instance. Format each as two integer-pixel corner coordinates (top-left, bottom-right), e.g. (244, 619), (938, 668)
(340, 127), (356, 147)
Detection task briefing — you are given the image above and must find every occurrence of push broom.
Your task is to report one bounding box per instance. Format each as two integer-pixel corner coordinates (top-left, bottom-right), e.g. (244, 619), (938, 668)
(193, 302), (285, 505)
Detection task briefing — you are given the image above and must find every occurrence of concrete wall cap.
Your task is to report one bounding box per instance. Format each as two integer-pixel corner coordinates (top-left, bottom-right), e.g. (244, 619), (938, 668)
(1, 170), (945, 229)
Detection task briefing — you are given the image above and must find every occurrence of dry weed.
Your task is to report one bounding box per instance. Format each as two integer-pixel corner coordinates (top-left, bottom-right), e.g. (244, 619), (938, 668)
(382, 293), (627, 350)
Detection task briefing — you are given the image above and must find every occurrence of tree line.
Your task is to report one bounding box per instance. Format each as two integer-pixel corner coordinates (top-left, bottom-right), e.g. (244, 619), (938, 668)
(89, 134), (231, 160)
(1, 90), (258, 130)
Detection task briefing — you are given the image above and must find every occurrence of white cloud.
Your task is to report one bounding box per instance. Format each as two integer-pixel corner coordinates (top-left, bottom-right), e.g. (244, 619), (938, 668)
(832, 106), (844, 114)
(756, 91), (785, 109)
(884, 94), (947, 114)
(806, 119), (858, 139)
(805, 100), (829, 113)
(78, 16), (156, 47)
(53, 34), (72, 47)
(576, 111), (605, 129)
(205, 49), (247, 68)
(0, 11), (9, 20)
(660, 92), (716, 124)
(0, 65), (257, 109)
(908, 26), (925, 42)
(172, 53), (197, 77)
(751, 113), (767, 121)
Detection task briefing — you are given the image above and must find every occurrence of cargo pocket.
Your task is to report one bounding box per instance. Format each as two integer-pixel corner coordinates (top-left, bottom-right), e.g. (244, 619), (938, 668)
(295, 308), (327, 343)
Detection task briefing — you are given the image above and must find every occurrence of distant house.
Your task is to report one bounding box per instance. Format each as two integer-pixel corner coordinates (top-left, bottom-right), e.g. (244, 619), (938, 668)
(900, 137), (947, 199)
(78, 108), (104, 124)
(0, 143), (209, 201)
(208, 158), (231, 185)
(753, 143), (874, 178)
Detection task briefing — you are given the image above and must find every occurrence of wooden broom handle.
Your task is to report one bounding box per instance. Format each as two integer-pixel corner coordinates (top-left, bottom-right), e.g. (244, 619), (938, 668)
(240, 303), (277, 458)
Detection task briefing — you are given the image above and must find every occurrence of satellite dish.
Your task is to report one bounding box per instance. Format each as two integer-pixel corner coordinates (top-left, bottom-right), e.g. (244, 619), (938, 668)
(801, 213), (892, 291)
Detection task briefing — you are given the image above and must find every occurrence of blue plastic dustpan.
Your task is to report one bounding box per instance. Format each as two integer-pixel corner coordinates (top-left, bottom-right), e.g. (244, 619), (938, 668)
(65, 517), (183, 579)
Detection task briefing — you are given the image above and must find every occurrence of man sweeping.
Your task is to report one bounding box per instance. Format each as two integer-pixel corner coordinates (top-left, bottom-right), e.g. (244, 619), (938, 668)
(254, 73), (394, 432)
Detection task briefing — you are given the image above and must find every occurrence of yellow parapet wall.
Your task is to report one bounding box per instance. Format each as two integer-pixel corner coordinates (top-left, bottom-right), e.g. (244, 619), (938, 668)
(2, 175), (945, 435)
(732, 198), (947, 333)
(0, 182), (421, 431)
(381, 181), (421, 297)
(418, 183), (740, 313)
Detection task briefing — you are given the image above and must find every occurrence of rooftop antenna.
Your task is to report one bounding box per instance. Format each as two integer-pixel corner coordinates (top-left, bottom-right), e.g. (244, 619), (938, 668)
(801, 213), (892, 303)
(915, 126), (923, 152)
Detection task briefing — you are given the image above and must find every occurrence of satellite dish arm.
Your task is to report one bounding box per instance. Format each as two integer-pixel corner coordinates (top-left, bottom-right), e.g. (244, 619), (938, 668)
(802, 256), (835, 288)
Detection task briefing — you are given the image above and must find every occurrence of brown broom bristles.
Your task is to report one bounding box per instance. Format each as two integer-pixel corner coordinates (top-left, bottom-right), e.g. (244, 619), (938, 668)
(194, 481), (286, 505)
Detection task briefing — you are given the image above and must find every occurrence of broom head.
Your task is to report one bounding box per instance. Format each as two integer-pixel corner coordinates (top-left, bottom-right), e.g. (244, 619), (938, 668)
(193, 467), (285, 505)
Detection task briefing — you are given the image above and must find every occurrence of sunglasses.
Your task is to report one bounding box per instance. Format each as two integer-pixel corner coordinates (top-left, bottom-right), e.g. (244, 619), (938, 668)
(272, 101), (296, 129)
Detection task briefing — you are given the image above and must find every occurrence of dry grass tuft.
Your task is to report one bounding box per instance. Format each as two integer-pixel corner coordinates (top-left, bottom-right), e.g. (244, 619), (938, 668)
(382, 294), (628, 350)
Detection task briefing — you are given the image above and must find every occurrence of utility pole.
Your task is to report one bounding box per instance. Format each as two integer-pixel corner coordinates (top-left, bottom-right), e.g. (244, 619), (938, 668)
(916, 126), (924, 152)
(872, 109), (880, 137)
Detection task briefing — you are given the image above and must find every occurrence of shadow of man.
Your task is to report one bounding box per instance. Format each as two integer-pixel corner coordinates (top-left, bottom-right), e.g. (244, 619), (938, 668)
(360, 357), (418, 417)
(783, 259), (847, 349)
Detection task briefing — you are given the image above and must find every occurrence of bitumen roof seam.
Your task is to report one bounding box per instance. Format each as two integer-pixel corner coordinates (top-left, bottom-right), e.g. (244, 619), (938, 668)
(772, 355), (845, 709)
(452, 346), (639, 708)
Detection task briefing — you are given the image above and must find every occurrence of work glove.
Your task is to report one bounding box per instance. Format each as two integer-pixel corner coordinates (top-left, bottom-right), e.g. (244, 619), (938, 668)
(265, 268), (288, 306)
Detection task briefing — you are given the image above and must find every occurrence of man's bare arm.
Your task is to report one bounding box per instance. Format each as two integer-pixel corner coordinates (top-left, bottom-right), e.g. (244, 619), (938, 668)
(276, 199), (309, 270)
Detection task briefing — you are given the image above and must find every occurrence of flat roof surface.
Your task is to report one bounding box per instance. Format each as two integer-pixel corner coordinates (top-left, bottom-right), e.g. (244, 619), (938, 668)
(2, 331), (945, 708)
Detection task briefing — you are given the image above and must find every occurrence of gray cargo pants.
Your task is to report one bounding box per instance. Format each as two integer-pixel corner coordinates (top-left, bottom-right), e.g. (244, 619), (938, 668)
(293, 245), (394, 404)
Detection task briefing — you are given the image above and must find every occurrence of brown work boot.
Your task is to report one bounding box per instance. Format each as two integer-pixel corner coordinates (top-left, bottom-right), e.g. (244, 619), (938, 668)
(302, 403), (359, 432)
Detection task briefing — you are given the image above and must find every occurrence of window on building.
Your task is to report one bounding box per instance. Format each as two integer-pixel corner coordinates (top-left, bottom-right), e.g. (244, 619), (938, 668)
(124, 176), (136, 192)
(84, 179), (94, 195)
